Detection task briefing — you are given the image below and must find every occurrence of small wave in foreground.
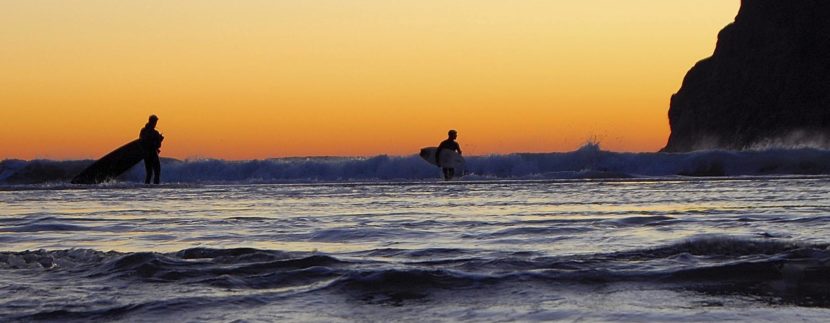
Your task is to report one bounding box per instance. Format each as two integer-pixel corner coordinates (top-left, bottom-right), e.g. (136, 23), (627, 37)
(3, 236), (830, 321)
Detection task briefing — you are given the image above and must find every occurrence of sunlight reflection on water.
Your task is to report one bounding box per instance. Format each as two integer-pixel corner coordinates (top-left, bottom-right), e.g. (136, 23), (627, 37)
(1, 177), (828, 254)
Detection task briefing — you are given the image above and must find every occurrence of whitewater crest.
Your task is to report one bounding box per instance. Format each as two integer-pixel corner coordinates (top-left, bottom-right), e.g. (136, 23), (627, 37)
(2, 144), (830, 185)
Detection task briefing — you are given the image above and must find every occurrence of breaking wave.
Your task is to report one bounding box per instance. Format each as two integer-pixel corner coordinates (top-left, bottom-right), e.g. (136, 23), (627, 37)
(2, 145), (830, 185)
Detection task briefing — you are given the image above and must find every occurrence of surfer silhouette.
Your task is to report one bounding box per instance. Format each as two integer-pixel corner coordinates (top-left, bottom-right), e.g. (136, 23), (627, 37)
(436, 129), (462, 180)
(139, 115), (164, 184)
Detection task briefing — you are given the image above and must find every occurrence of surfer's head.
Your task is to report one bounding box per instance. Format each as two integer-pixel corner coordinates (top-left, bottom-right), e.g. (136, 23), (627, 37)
(448, 129), (457, 139)
(147, 115), (158, 128)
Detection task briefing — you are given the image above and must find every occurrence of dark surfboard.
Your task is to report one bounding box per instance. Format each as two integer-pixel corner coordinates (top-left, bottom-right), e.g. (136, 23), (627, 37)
(71, 140), (145, 184)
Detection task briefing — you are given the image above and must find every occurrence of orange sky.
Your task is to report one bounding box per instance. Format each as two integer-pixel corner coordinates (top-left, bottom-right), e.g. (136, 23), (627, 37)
(0, 1), (739, 160)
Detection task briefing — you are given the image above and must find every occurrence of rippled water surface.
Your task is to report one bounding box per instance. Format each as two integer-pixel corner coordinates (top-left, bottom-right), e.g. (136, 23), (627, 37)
(2, 177), (830, 321)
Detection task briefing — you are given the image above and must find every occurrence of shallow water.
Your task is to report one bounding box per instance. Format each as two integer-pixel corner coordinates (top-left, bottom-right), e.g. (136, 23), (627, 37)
(2, 177), (830, 321)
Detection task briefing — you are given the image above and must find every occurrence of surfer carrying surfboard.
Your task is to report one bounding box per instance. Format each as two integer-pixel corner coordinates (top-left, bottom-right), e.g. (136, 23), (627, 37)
(139, 115), (164, 184)
(436, 130), (462, 180)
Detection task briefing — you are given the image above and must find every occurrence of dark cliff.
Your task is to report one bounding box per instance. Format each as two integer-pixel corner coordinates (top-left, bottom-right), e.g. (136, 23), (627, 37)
(662, 0), (830, 152)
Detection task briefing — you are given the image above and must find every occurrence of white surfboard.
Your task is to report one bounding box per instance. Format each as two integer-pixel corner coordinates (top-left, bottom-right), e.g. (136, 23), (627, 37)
(419, 147), (465, 172)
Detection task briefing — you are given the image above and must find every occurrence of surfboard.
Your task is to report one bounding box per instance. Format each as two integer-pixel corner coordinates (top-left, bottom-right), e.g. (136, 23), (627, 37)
(419, 147), (465, 171)
(71, 139), (146, 184)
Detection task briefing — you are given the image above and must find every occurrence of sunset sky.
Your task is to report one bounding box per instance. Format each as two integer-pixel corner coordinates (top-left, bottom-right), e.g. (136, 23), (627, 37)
(1, 1), (739, 160)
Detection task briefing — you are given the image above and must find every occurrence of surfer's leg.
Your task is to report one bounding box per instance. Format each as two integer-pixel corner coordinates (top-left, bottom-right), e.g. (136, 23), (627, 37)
(143, 157), (153, 184)
(442, 168), (451, 180)
(448, 168), (455, 179)
(152, 154), (161, 184)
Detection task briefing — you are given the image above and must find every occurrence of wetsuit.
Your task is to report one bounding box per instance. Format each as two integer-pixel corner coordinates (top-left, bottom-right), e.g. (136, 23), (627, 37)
(139, 125), (164, 184)
(436, 139), (462, 180)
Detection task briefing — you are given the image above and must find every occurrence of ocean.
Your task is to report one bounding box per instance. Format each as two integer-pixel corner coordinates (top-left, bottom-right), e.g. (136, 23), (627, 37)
(2, 148), (830, 321)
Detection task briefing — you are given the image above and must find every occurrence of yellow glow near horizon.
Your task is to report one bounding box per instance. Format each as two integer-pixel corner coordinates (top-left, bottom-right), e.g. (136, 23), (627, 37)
(0, 1), (739, 160)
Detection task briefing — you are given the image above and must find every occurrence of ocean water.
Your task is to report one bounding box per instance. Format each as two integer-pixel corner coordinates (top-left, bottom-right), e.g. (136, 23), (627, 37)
(2, 177), (830, 321)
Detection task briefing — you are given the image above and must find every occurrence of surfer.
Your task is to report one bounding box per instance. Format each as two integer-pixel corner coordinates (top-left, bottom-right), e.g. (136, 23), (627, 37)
(139, 115), (164, 184)
(436, 129), (462, 180)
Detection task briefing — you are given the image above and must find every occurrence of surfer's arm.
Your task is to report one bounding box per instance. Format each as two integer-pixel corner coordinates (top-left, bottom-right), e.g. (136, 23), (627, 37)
(156, 131), (164, 147)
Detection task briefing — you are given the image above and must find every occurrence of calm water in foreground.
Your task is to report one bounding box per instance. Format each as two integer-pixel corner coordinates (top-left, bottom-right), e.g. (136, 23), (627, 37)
(1, 177), (830, 321)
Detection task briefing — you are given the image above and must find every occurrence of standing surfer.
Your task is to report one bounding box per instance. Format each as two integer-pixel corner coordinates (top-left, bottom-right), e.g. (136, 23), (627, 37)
(139, 115), (164, 184)
(436, 129), (462, 180)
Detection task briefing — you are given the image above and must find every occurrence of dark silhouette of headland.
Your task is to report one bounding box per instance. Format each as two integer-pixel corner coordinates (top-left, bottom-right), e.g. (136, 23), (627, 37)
(663, 0), (830, 152)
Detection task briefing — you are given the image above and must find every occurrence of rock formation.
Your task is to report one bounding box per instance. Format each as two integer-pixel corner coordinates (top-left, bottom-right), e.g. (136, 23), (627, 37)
(662, 0), (830, 152)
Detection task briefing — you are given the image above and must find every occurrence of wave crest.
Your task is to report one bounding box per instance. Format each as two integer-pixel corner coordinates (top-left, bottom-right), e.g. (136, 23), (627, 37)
(3, 147), (830, 184)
